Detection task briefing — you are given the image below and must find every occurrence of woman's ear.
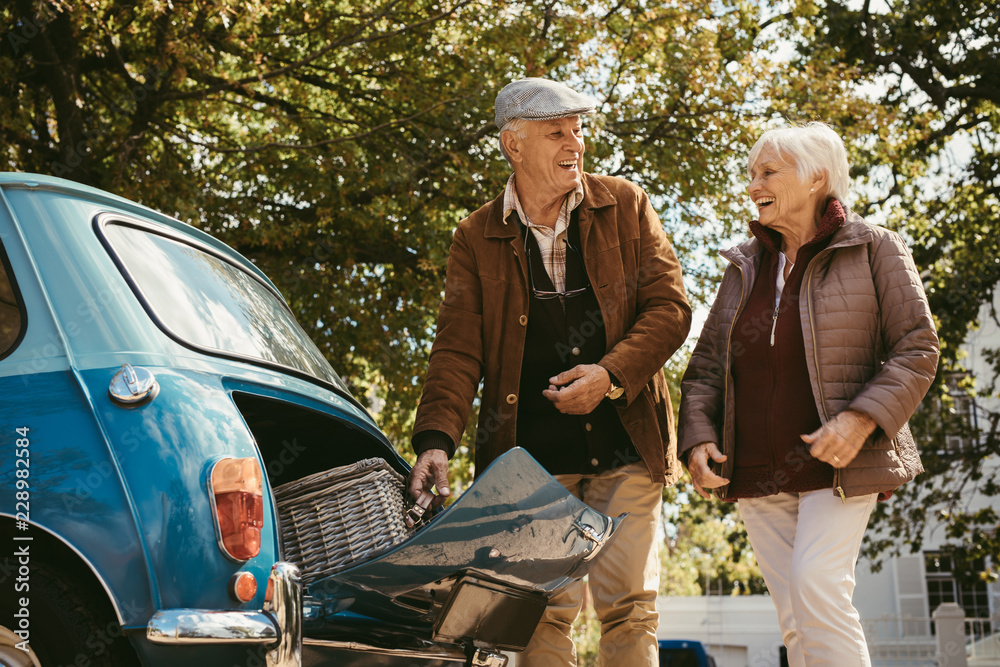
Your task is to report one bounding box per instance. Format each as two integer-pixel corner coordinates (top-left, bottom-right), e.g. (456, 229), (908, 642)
(812, 170), (829, 195)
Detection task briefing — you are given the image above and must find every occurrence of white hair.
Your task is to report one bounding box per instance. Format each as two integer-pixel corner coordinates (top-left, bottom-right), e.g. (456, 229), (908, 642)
(747, 121), (852, 204)
(498, 118), (530, 165)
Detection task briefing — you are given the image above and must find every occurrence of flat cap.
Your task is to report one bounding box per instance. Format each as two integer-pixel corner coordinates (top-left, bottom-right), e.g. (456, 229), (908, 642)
(494, 78), (597, 129)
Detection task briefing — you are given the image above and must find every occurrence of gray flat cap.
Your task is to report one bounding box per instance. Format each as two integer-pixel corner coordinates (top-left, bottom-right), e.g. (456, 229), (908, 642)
(494, 78), (597, 129)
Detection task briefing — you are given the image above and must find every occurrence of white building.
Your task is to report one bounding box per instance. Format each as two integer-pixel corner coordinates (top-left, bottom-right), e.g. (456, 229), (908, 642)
(852, 293), (1000, 666)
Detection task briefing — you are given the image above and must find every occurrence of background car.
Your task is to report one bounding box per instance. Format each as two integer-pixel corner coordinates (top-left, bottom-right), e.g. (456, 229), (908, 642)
(0, 172), (621, 667)
(658, 638), (719, 667)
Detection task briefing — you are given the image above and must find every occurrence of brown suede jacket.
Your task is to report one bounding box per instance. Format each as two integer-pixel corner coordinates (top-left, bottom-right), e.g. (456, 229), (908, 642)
(679, 205), (940, 498)
(412, 173), (692, 484)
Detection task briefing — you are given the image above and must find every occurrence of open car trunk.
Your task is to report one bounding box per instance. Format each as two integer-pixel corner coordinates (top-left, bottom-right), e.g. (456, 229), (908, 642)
(236, 391), (623, 659)
(306, 447), (623, 649)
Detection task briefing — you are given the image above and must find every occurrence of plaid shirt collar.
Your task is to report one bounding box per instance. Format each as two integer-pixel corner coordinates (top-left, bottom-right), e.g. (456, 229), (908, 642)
(502, 173), (584, 231)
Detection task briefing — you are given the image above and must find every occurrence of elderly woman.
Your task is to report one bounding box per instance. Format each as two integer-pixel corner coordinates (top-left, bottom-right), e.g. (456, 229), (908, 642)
(678, 122), (939, 667)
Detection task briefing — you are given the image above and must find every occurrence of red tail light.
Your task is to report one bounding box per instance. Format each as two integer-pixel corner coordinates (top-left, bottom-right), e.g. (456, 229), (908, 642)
(210, 457), (264, 561)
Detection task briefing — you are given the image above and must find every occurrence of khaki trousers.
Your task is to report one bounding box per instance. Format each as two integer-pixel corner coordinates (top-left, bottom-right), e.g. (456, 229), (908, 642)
(519, 462), (663, 667)
(739, 489), (877, 667)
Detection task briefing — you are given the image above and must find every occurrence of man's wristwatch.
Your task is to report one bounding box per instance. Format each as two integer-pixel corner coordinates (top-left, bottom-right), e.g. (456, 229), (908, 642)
(605, 381), (625, 401)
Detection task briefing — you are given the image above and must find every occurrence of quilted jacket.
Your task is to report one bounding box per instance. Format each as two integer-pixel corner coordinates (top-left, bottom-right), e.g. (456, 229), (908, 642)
(678, 205), (939, 498)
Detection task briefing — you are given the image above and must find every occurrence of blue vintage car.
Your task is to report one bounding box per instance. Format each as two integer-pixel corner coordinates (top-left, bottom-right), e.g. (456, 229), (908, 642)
(0, 173), (621, 667)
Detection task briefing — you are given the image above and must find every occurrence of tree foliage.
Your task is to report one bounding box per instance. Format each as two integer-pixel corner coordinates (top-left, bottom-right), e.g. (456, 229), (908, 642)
(661, 481), (767, 596)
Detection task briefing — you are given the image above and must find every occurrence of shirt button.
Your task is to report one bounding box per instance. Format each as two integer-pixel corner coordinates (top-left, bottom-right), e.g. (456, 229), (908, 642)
(506, 394), (517, 404)
(590, 458), (599, 467)
(585, 423), (592, 432)
(571, 347), (581, 356)
(519, 315), (528, 326)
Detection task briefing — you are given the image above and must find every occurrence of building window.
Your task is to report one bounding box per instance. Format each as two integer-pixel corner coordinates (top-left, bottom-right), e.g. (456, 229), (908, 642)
(941, 372), (977, 452)
(925, 552), (992, 635)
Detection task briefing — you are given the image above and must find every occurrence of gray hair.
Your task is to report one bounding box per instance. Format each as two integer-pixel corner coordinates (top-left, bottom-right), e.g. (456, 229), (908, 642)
(747, 121), (852, 204)
(498, 118), (530, 166)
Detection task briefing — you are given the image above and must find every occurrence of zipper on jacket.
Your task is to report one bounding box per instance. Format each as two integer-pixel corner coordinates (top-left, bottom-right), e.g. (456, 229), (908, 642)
(805, 251), (847, 503)
(718, 257), (748, 499)
(769, 304), (780, 346)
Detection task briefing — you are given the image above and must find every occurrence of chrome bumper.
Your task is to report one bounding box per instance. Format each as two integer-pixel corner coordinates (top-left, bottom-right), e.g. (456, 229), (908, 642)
(147, 562), (302, 667)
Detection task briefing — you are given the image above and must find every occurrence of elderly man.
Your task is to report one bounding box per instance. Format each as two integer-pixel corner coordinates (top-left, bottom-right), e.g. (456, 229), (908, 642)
(408, 77), (691, 666)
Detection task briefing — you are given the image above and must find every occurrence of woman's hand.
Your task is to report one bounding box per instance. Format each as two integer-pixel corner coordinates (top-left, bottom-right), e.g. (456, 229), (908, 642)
(801, 410), (877, 468)
(687, 442), (730, 500)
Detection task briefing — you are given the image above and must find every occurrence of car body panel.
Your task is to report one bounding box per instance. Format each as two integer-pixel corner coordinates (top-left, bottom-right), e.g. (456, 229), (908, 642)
(0, 367), (153, 623)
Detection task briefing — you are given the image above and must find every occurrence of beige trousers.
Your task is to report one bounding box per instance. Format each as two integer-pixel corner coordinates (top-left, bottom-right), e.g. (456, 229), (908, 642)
(519, 462), (663, 667)
(739, 489), (877, 667)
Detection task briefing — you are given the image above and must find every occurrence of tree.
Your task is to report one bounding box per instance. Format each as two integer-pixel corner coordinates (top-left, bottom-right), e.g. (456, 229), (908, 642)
(661, 480), (767, 596)
(775, 0), (1000, 579)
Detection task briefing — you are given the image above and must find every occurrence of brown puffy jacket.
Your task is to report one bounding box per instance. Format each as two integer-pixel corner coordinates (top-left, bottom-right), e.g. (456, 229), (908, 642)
(413, 173), (692, 484)
(679, 207), (939, 498)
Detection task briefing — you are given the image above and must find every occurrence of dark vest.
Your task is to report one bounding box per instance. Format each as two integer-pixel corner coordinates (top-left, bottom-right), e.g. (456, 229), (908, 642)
(515, 214), (638, 474)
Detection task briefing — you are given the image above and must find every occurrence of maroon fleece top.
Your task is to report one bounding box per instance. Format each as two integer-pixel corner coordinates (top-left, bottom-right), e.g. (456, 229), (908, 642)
(726, 200), (844, 499)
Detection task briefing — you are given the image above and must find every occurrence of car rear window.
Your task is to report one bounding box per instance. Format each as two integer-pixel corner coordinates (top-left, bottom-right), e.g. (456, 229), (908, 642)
(102, 221), (349, 393)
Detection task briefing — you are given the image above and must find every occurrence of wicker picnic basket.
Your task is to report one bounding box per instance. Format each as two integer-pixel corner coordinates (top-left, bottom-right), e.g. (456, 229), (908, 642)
(274, 457), (412, 584)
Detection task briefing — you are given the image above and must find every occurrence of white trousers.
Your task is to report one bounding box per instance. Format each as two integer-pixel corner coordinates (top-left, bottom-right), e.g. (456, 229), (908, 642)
(739, 489), (877, 667)
(519, 462), (663, 667)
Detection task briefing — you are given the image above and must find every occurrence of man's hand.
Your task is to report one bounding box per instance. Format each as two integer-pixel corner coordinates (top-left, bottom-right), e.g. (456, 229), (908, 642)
(801, 409), (877, 468)
(542, 364), (612, 415)
(687, 442), (730, 500)
(406, 449), (451, 527)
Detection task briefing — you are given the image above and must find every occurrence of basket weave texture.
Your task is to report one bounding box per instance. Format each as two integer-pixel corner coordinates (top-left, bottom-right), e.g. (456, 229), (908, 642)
(274, 457), (411, 584)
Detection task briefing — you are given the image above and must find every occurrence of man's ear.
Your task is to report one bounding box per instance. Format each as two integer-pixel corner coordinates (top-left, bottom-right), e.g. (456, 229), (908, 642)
(501, 130), (521, 163)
